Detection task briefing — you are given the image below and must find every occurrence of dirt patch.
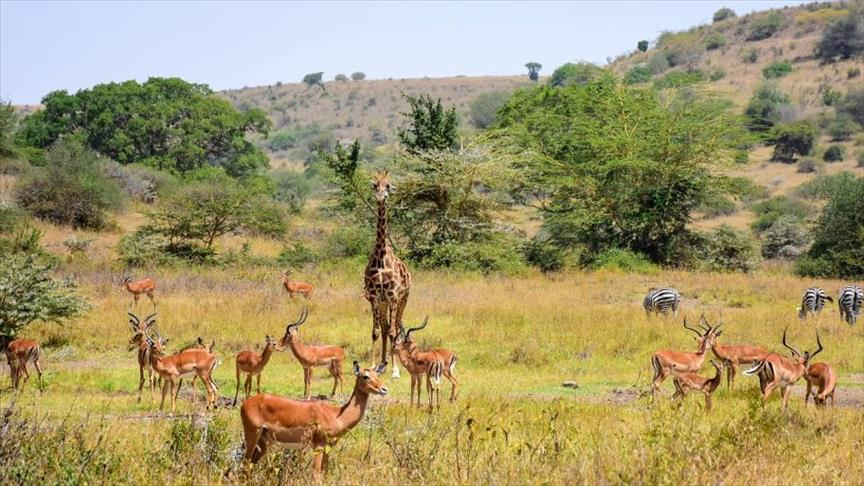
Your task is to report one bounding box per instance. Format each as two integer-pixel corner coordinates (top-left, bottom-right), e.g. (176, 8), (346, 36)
(789, 386), (864, 409)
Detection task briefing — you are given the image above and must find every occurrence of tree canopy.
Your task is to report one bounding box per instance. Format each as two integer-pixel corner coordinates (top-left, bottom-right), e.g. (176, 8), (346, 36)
(397, 94), (459, 154)
(15, 78), (271, 178)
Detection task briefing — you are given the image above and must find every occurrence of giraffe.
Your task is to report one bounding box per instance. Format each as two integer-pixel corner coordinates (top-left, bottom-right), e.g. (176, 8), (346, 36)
(364, 171), (411, 379)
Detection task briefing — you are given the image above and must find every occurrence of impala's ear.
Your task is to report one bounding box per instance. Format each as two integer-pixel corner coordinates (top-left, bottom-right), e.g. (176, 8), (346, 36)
(353, 361), (360, 376)
(375, 361), (388, 375)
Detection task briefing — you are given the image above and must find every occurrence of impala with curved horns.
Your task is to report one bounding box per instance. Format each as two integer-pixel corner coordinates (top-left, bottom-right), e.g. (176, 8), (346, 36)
(144, 329), (219, 414)
(128, 309), (161, 401)
(279, 308), (345, 400)
(707, 316), (768, 390)
(240, 361), (388, 476)
(282, 270), (314, 299)
(395, 317), (459, 410)
(744, 327), (823, 411)
(651, 315), (716, 397)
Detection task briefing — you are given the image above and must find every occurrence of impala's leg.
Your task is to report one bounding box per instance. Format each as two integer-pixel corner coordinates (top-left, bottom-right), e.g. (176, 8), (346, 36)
(245, 375), (252, 399)
(159, 379), (169, 411)
(781, 385), (793, 411)
(256, 372), (261, 395)
(805, 380), (812, 404)
(328, 363), (338, 398)
(303, 368), (311, 400)
(447, 367), (459, 402)
(761, 380), (777, 402)
(312, 446), (326, 477)
(728, 364), (737, 390)
(705, 392), (712, 413)
(174, 379), (183, 402)
(234, 365), (241, 407)
(248, 428), (271, 464)
(138, 364), (146, 402)
(189, 375), (198, 402)
(409, 373), (416, 407)
(32, 356), (44, 392)
(426, 372), (433, 412)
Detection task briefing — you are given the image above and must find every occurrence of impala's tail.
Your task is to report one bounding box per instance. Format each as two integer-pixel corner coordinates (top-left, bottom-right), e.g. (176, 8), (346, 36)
(743, 360), (765, 376)
(209, 359), (220, 391)
(431, 360), (443, 387)
(651, 355), (661, 379)
(448, 354), (457, 374)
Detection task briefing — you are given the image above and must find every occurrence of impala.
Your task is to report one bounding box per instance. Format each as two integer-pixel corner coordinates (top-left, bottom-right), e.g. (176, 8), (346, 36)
(128, 309), (160, 401)
(182, 336), (217, 403)
(394, 317), (459, 410)
(278, 308), (345, 400)
(672, 359), (723, 412)
(651, 315), (715, 397)
(123, 275), (157, 308)
(145, 331), (219, 413)
(233, 335), (282, 407)
(282, 270), (314, 299)
(708, 321), (768, 390)
(4, 339), (44, 391)
(744, 327), (822, 411)
(804, 361), (836, 407)
(240, 361), (388, 476)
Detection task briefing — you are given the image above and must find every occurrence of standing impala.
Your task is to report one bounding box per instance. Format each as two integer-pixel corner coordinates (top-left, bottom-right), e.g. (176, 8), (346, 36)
(233, 335), (282, 407)
(394, 317), (459, 410)
(123, 275), (157, 308)
(4, 338), (44, 391)
(240, 361), (388, 476)
(278, 308), (345, 400)
(145, 332), (219, 413)
(671, 359), (723, 412)
(127, 309), (160, 401)
(804, 361), (836, 407)
(744, 327), (822, 411)
(651, 315), (715, 397)
(282, 270), (314, 299)
(709, 321), (768, 390)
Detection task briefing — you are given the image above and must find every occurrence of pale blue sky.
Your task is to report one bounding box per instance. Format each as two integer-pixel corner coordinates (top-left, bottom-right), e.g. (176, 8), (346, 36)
(1, 0), (803, 104)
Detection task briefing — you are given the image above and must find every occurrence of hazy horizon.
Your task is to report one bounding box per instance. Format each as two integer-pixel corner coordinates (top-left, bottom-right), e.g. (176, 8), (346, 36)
(2, 0), (803, 104)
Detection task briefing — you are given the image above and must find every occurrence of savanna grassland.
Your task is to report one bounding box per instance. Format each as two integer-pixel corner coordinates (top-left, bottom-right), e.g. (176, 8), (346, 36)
(2, 264), (863, 484)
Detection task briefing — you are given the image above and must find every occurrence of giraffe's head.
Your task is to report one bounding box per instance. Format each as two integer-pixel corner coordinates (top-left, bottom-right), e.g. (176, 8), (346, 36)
(372, 171), (393, 202)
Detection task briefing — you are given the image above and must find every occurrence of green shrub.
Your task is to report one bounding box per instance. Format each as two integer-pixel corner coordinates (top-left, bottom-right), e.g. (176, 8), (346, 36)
(828, 114), (861, 141)
(697, 195), (737, 217)
(653, 70), (705, 89)
(323, 225), (374, 260)
(768, 121), (817, 163)
(750, 196), (812, 233)
(0, 203), (31, 233)
(822, 144), (846, 162)
(269, 169), (312, 214)
(15, 140), (123, 230)
(746, 12), (784, 41)
(760, 215), (810, 259)
(821, 86), (842, 106)
(745, 83), (790, 132)
(269, 131), (297, 151)
(468, 91), (511, 129)
(591, 249), (658, 274)
(709, 69), (727, 81)
(762, 61), (793, 79)
(277, 242), (318, 267)
(548, 62), (603, 88)
(648, 53), (670, 74)
(695, 225), (761, 272)
(741, 48), (760, 64)
(849, 67), (861, 78)
(713, 7), (736, 23)
(837, 89), (864, 126)
(705, 33), (726, 50)
(815, 13), (864, 63)
(637, 40), (649, 52)
(795, 172), (858, 199)
(857, 150), (864, 167)
(523, 239), (565, 273)
(796, 157), (822, 173)
(417, 236), (527, 274)
(624, 65), (652, 84)
(117, 231), (177, 268)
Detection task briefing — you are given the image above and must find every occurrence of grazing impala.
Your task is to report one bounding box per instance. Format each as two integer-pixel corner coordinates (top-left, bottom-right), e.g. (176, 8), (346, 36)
(4, 339), (44, 391)
(672, 359), (723, 412)
(233, 335), (282, 407)
(804, 361), (836, 407)
(651, 315), (715, 397)
(127, 309), (160, 401)
(240, 361), (388, 476)
(145, 332), (219, 413)
(394, 317), (459, 410)
(708, 321), (768, 390)
(123, 275), (157, 308)
(278, 308), (345, 400)
(744, 327), (822, 411)
(282, 270), (314, 299)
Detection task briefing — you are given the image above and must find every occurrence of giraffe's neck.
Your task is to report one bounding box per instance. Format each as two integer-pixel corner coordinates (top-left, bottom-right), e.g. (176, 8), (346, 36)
(373, 198), (390, 262)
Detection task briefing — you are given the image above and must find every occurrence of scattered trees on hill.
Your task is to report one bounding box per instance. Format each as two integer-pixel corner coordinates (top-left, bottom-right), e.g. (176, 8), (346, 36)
(705, 33), (726, 51)
(15, 78), (271, 178)
(745, 83), (790, 132)
(468, 91), (510, 129)
(624, 65), (652, 84)
(637, 40), (649, 52)
(815, 12), (864, 63)
(334, 74), (348, 82)
(823, 144), (846, 162)
(302, 72), (325, 89)
(713, 7), (736, 23)
(351, 72), (366, 81)
(525, 62), (542, 81)
(746, 12), (784, 41)
(768, 121), (817, 163)
(397, 94), (459, 153)
(548, 62), (603, 87)
(837, 88), (864, 126)
(762, 60), (792, 79)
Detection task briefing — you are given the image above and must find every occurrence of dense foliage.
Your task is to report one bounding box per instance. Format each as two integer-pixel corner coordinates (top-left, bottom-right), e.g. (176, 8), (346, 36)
(397, 94), (459, 154)
(814, 12), (864, 63)
(0, 101), (16, 158)
(494, 75), (742, 265)
(713, 7), (736, 22)
(15, 78), (270, 177)
(768, 121), (817, 163)
(548, 62), (603, 87)
(468, 91), (510, 129)
(745, 83), (791, 132)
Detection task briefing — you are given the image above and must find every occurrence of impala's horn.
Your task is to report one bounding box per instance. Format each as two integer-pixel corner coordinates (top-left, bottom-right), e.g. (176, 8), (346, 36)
(782, 326), (802, 358)
(286, 307), (308, 332)
(683, 315), (704, 337)
(405, 316), (429, 342)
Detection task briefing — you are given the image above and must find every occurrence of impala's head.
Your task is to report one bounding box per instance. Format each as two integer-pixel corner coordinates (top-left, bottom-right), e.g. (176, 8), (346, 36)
(372, 171), (393, 202)
(683, 314), (717, 348)
(145, 333), (169, 357)
(127, 310), (158, 350)
(395, 316), (428, 348)
(782, 326), (823, 366)
(121, 275), (133, 287)
(282, 270), (292, 281)
(353, 361), (388, 396)
(279, 307), (309, 347)
(264, 334), (284, 352)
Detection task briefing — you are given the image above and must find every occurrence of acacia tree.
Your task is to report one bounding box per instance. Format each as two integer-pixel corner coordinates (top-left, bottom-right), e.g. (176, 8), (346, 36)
(493, 74), (743, 265)
(525, 62), (542, 81)
(637, 40), (649, 52)
(302, 72), (325, 89)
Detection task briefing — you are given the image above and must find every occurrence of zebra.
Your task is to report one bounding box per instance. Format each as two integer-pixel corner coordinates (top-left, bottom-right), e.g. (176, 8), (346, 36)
(838, 285), (863, 326)
(643, 287), (681, 317)
(798, 287), (833, 320)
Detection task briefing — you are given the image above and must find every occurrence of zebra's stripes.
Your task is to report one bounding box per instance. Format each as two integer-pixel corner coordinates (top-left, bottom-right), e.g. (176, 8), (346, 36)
(838, 285), (863, 326)
(798, 287), (833, 319)
(643, 288), (681, 317)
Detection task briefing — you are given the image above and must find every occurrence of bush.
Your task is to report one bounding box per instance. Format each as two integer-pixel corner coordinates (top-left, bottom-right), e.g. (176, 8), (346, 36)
(105, 162), (177, 203)
(741, 48), (760, 64)
(709, 69), (727, 82)
(269, 169), (312, 214)
(697, 195), (737, 217)
(334, 74), (348, 82)
(350, 72), (366, 81)
(637, 40), (649, 52)
(821, 86), (841, 106)
(648, 53), (670, 74)
(695, 225), (760, 272)
(62, 236), (92, 254)
(16, 140), (123, 230)
(624, 65), (652, 84)
(548, 62), (603, 87)
(417, 236), (527, 274)
(837, 89), (864, 126)
(828, 114), (861, 141)
(0, 100), (16, 158)
(745, 83), (790, 132)
(277, 242), (318, 267)
(705, 33), (726, 50)
(750, 196), (811, 233)
(822, 144), (846, 162)
(768, 121), (817, 163)
(849, 67), (861, 79)
(713, 7), (736, 23)
(323, 225), (373, 260)
(468, 91), (510, 129)
(760, 215), (810, 259)
(653, 70), (705, 89)
(762, 61), (793, 79)
(796, 157), (823, 173)
(268, 131), (297, 151)
(523, 239), (565, 273)
(815, 13), (864, 63)
(591, 249), (658, 274)
(746, 12), (784, 41)
(857, 150), (864, 168)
